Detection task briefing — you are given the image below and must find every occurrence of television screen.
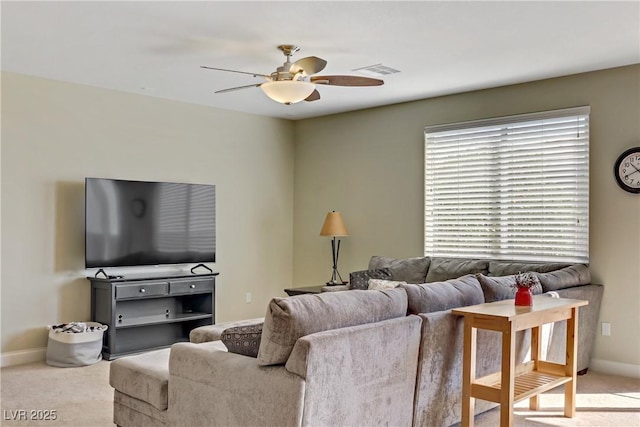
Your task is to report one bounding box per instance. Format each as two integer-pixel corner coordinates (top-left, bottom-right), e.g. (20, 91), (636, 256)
(85, 178), (216, 268)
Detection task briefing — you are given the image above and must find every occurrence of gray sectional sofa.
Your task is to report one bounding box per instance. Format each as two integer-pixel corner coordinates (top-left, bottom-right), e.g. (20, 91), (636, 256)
(109, 256), (603, 427)
(349, 256), (602, 375)
(111, 289), (422, 427)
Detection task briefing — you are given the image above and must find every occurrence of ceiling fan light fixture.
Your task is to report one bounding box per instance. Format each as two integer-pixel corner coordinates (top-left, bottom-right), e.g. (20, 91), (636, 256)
(261, 80), (316, 104)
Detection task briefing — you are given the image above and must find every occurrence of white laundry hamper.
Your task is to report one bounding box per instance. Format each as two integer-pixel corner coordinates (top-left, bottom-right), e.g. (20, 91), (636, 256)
(45, 322), (107, 367)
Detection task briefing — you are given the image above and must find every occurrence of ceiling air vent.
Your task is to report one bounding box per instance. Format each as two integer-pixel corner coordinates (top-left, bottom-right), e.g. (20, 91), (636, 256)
(352, 64), (401, 77)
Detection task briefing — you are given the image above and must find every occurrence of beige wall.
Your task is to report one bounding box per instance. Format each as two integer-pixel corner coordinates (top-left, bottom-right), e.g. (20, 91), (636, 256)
(294, 65), (640, 369)
(1, 72), (295, 355)
(2, 66), (639, 370)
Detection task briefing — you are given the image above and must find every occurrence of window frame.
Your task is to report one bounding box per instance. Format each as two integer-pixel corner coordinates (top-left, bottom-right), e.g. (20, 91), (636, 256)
(424, 106), (590, 263)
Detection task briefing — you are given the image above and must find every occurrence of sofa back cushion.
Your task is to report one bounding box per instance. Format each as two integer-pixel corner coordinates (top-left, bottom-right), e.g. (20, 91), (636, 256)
(476, 273), (543, 303)
(257, 287), (408, 366)
(400, 275), (484, 315)
(536, 264), (591, 292)
(368, 256), (431, 284)
(414, 310), (531, 427)
(488, 261), (572, 277)
(425, 258), (489, 282)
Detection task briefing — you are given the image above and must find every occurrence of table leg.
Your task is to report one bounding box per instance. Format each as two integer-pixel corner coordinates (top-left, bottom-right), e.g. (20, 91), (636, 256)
(461, 319), (477, 427)
(500, 322), (516, 427)
(564, 307), (579, 418)
(529, 325), (542, 410)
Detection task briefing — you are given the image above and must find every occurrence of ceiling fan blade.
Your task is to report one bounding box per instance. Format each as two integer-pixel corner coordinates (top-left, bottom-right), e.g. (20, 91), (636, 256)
(290, 56), (327, 75)
(214, 83), (263, 94)
(305, 89), (321, 102)
(201, 66), (270, 78)
(311, 75), (384, 86)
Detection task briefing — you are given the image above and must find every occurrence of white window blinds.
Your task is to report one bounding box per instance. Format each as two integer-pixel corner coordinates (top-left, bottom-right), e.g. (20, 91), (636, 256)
(424, 106), (590, 263)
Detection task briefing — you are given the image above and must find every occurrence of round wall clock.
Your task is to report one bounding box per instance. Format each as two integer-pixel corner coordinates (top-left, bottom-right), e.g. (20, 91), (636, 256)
(614, 147), (640, 193)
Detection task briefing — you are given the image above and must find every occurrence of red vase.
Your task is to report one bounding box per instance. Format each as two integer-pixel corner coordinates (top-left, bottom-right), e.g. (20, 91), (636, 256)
(514, 287), (533, 306)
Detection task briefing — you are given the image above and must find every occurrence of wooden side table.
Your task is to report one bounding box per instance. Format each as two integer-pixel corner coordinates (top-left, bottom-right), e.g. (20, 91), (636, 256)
(452, 296), (588, 427)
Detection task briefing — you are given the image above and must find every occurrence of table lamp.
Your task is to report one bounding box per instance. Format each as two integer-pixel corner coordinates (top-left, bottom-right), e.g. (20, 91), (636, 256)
(320, 211), (349, 285)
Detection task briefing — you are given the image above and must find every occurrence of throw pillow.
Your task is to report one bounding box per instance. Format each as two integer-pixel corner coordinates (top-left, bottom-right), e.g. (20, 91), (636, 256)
(221, 323), (263, 358)
(349, 268), (392, 290)
(367, 279), (407, 291)
(257, 287), (408, 366)
(536, 264), (591, 292)
(425, 258), (490, 282)
(476, 273), (542, 303)
(399, 274), (484, 315)
(367, 256), (431, 283)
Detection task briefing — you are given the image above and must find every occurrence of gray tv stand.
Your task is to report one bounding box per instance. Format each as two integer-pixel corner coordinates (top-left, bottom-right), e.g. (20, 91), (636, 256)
(88, 272), (217, 360)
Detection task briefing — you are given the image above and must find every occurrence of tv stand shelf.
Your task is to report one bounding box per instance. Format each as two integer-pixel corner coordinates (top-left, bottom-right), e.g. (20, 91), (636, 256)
(88, 273), (218, 360)
(115, 312), (213, 329)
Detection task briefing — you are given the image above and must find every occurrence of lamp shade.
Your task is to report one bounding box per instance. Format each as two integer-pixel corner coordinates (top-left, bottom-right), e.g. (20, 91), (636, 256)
(261, 81), (316, 104)
(320, 211), (349, 237)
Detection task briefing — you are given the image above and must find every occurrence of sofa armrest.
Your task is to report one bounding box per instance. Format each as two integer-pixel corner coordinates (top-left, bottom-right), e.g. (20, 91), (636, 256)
(168, 341), (304, 427)
(285, 315), (421, 427)
(546, 284), (603, 372)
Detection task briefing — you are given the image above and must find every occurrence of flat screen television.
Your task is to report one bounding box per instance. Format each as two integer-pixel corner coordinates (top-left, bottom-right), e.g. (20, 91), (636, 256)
(85, 178), (216, 268)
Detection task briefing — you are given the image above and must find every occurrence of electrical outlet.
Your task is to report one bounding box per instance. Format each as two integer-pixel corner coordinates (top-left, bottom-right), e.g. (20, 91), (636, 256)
(601, 322), (611, 336)
(245, 292), (252, 304)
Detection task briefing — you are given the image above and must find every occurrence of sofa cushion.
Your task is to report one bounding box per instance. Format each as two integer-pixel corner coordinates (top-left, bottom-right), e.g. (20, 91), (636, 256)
(368, 279), (407, 291)
(109, 348), (171, 411)
(488, 261), (572, 277)
(221, 323), (263, 358)
(257, 287), (408, 366)
(400, 275), (484, 315)
(349, 268), (392, 290)
(368, 256), (431, 284)
(476, 273), (543, 303)
(536, 264), (591, 292)
(425, 258), (489, 282)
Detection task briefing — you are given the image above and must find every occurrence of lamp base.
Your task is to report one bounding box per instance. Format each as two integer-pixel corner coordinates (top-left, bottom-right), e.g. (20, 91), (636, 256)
(326, 237), (346, 286)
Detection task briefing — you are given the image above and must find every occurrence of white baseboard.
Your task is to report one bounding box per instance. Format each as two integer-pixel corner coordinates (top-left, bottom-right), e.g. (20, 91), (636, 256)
(590, 358), (640, 378)
(1, 347), (46, 368)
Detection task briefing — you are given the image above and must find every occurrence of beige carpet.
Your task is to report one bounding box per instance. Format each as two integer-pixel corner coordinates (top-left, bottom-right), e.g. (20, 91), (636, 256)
(470, 370), (640, 427)
(1, 360), (638, 427)
(1, 360), (113, 426)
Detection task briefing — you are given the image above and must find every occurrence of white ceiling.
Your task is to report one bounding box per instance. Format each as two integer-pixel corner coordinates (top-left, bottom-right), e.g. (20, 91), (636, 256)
(2, 1), (639, 120)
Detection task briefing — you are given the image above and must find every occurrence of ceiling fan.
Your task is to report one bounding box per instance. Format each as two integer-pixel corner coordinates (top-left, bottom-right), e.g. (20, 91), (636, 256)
(201, 44), (384, 105)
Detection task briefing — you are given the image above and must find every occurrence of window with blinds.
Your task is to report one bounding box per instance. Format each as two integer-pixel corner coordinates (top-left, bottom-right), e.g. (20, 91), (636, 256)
(424, 106), (590, 263)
